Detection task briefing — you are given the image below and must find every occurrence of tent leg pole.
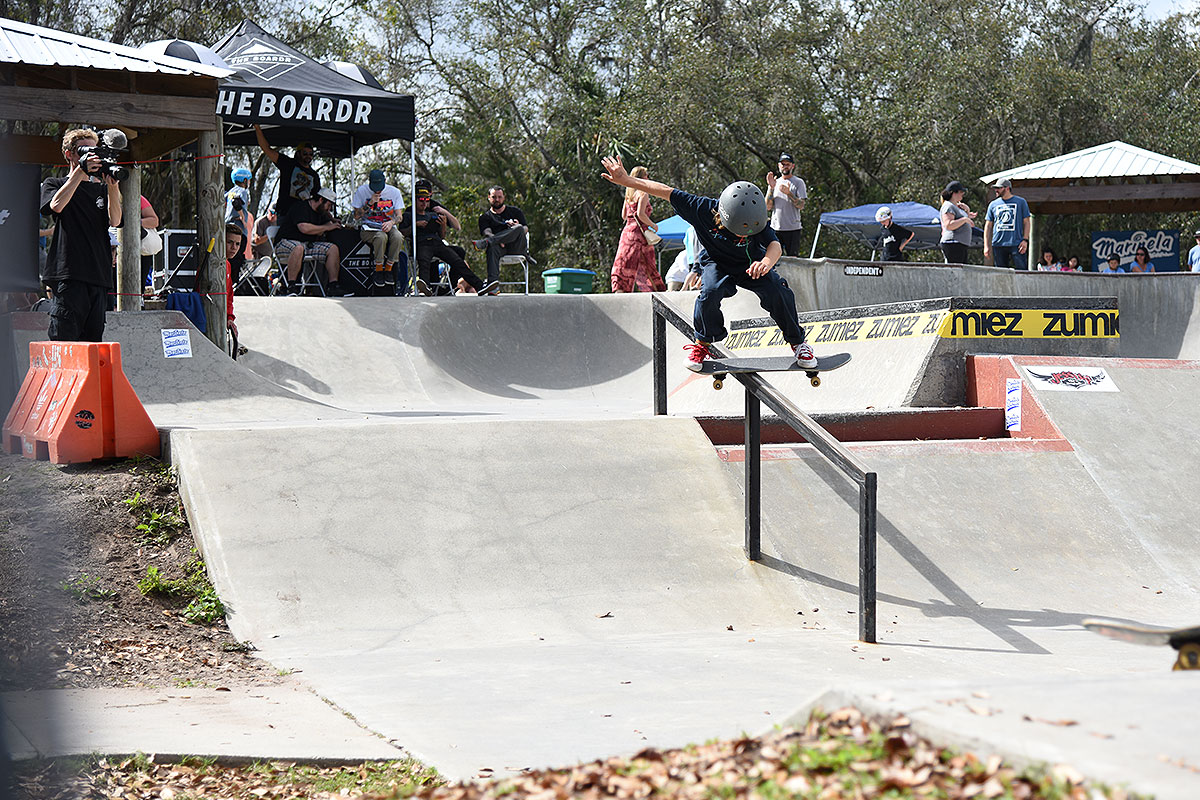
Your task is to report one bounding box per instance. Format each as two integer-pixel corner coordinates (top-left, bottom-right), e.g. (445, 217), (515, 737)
(809, 224), (821, 259)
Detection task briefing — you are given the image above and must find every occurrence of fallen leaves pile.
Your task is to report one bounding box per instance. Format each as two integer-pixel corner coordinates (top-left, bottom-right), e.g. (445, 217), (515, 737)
(12, 707), (1141, 800)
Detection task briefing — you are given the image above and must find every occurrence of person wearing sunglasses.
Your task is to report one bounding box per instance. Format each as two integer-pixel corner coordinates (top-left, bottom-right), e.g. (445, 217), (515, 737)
(254, 124), (321, 217)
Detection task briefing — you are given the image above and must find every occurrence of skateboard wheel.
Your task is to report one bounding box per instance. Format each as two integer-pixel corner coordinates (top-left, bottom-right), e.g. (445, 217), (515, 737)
(713, 378), (724, 390)
(810, 375), (821, 388)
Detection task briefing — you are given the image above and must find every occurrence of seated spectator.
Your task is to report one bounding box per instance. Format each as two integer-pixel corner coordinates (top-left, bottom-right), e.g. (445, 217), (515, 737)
(224, 224), (242, 339)
(1188, 230), (1200, 272)
(472, 185), (531, 291)
(252, 204), (276, 262)
(254, 125), (320, 216)
(274, 187), (349, 296)
(402, 187), (487, 296)
(1036, 247), (1062, 271)
(665, 224), (701, 290)
(225, 168), (253, 242)
(875, 206), (913, 261)
(1064, 255), (1080, 272)
(353, 169), (405, 292)
(1100, 254), (1125, 274)
(1129, 246), (1155, 273)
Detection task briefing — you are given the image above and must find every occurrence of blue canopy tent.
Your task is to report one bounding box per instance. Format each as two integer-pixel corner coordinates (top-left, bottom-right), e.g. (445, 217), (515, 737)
(812, 201), (984, 261)
(655, 215), (690, 249)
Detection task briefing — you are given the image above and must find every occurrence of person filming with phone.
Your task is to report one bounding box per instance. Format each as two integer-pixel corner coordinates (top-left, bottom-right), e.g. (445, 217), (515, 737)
(40, 128), (123, 341)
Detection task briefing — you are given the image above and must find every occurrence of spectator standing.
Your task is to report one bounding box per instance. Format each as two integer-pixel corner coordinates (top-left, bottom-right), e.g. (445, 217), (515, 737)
(40, 128), (122, 341)
(224, 224), (242, 340)
(1129, 246), (1155, 273)
(765, 153), (807, 257)
(1188, 231), (1200, 272)
(225, 167), (253, 241)
(473, 186), (530, 287)
(274, 187), (348, 296)
(1100, 254), (1125, 274)
(403, 187), (487, 296)
(983, 178), (1031, 269)
(610, 165), (666, 293)
(600, 155), (818, 369)
(352, 169), (405, 291)
(254, 125), (320, 216)
(139, 195), (160, 291)
(938, 181), (976, 264)
(875, 206), (914, 261)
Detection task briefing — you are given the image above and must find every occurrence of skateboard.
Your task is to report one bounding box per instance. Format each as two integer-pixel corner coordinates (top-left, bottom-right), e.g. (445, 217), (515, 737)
(688, 353), (852, 390)
(1082, 618), (1200, 670)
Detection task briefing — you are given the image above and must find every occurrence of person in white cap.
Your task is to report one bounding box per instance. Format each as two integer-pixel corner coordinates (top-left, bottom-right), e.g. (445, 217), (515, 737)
(765, 152), (807, 257)
(274, 187), (350, 296)
(875, 206), (914, 262)
(983, 178), (1031, 270)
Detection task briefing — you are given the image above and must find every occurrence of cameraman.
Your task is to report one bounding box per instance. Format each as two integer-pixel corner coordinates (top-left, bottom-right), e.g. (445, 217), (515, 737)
(40, 128), (122, 341)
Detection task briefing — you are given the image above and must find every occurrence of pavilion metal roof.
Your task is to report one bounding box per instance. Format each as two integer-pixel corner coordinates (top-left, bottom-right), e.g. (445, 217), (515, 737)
(0, 17), (232, 78)
(980, 141), (1200, 184)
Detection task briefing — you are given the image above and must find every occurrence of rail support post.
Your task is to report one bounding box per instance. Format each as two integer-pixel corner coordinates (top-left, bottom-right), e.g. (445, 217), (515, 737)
(859, 472), (877, 643)
(653, 309), (666, 415)
(744, 389), (761, 560)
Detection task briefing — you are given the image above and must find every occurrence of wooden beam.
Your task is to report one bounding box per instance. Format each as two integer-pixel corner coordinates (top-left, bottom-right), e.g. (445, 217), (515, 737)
(1021, 182), (1200, 215)
(0, 86), (219, 131)
(1029, 200), (1200, 215)
(130, 129), (199, 162)
(0, 134), (64, 164)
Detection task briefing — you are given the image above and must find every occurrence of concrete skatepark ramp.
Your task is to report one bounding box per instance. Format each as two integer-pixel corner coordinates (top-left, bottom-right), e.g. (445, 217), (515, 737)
(5, 275), (1200, 797)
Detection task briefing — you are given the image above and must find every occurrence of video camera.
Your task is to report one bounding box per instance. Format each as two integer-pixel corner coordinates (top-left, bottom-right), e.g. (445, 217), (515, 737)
(77, 129), (130, 181)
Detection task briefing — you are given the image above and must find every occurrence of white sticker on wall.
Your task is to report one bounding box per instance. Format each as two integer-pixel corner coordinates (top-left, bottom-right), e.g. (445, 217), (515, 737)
(162, 328), (193, 359)
(1005, 378), (1022, 431)
(1024, 365), (1118, 392)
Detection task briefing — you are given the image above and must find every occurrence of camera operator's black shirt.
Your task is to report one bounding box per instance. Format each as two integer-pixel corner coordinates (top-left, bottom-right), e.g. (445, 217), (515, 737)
(40, 176), (113, 288)
(275, 153), (320, 217)
(278, 200), (327, 243)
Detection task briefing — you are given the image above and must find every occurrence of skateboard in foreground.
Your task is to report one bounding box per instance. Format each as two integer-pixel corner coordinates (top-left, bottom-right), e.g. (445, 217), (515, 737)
(688, 353), (852, 390)
(1083, 618), (1200, 670)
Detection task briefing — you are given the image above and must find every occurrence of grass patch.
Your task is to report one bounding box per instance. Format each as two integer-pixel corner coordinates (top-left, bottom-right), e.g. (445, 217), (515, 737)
(60, 573), (118, 604)
(137, 551), (227, 625)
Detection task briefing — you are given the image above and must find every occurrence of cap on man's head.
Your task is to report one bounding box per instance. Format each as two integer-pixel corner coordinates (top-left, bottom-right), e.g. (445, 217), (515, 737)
(316, 187), (337, 203)
(778, 153), (794, 163)
(944, 180), (967, 194)
(993, 177), (1013, 189)
(1193, 229), (1200, 237)
(296, 141), (314, 153)
(874, 206), (892, 223)
(1108, 254), (1120, 263)
(416, 187), (432, 199)
(368, 169), (386, 192)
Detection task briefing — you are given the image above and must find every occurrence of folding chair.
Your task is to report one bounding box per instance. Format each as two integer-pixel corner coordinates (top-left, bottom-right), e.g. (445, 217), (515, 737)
(498, 254), (529, 295)
(267, 225), (325, 297)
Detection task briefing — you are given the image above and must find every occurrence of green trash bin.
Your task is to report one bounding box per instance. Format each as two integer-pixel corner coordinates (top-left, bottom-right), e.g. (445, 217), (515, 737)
(542, 268), (596, 294)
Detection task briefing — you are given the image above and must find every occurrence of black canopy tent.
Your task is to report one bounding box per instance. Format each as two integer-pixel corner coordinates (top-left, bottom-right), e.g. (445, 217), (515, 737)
(212, 20), (415, 156)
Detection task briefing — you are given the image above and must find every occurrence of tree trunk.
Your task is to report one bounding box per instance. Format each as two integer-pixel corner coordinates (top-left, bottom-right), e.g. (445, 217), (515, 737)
(116, 168), (142, 311)
(197, 125), (226, 352)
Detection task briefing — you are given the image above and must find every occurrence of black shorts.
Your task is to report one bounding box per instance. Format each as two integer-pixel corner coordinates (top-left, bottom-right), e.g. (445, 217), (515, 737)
(49, 280), (107, 342)
(774, 228), (804, 257)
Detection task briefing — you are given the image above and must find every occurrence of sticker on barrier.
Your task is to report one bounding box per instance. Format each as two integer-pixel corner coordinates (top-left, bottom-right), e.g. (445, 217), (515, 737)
(1023, 365), (1119, 392)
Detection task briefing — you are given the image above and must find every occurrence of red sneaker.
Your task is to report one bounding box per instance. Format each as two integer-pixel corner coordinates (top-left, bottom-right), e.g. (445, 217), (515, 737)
(794, 342), (817, 369)
(684, 340), (712, 367)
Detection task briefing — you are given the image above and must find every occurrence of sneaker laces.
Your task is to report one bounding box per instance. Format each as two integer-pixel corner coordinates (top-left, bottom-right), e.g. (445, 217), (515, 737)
(684, 341), (711, 363)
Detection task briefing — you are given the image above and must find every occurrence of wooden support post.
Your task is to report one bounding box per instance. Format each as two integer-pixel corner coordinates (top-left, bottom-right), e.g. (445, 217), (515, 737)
(116, 167), (142, 311)
(197, 125), (226, 351)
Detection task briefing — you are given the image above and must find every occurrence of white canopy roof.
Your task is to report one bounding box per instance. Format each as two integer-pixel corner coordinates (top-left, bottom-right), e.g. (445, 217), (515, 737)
(980, 141), (1200, 184)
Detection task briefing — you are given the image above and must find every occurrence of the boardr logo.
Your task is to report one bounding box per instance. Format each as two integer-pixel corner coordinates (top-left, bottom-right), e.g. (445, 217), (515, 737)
(1027, 369), (1108, 389)
(226, 38), (304, 81)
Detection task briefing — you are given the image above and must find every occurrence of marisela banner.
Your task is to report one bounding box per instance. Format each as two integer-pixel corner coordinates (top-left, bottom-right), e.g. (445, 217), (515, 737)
(1091, 229), (1180, 272)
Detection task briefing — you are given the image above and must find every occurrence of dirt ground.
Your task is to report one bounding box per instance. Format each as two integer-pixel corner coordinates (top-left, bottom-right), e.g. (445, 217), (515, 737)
(0, 451), (286, 691)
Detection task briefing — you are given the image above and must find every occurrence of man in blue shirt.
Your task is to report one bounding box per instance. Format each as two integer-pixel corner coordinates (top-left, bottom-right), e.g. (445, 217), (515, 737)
(601, 155), (816, 369)
(983, 178), (1031, 270)
(1188, 230), (1200, 272)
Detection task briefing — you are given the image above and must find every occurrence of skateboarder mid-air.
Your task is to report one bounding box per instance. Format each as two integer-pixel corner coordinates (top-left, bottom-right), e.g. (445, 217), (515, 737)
(600, 156), (817, 369)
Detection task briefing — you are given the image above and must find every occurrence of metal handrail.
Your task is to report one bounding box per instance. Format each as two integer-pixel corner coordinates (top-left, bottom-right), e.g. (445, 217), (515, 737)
(651, 296), (878, 643)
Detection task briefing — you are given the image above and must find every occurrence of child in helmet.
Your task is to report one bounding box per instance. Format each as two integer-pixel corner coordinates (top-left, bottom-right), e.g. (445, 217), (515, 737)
(600, 155), (816, 368)
(225, 167), (254, 244)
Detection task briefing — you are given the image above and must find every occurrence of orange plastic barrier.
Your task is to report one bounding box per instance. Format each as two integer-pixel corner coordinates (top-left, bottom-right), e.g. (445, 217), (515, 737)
(3, 342), (160, 464)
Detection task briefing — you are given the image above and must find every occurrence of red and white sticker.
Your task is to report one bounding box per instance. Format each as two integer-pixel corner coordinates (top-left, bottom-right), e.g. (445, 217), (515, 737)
(1023, 365), (1119, 392)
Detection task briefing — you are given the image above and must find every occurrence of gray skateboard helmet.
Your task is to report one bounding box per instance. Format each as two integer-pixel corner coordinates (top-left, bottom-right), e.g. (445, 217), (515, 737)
(718, 181), (767, 236)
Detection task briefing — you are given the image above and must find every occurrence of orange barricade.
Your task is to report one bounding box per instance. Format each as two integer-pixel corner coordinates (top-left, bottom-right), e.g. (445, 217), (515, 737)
(3, 342), (160, 464)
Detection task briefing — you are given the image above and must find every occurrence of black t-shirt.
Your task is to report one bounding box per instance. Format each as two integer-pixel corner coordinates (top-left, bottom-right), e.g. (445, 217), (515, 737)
(278, 200), (327, 242)
(668, 189), (778, 273)
(478, 205), (526, 236)
(400, 207), (445, 245)
(40, 176), (113, 288)
(275, 153), (321, 216)
(879, 223), (912, 261)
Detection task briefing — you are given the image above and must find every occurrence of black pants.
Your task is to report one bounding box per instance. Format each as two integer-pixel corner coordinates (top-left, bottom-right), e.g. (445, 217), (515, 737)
(941, 242), (969, 264)
(49, 280), (107, 342)
(774, 228), (803, 257)
(417, 240), (484, 292)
